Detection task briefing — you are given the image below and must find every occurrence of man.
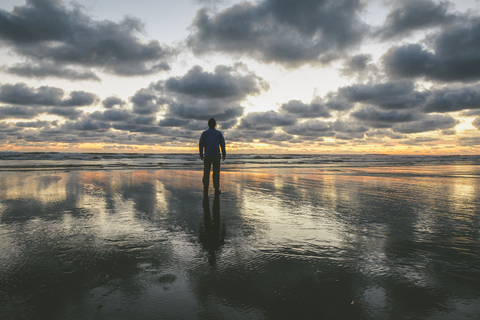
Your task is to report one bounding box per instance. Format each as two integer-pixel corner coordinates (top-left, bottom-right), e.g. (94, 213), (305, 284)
(199, 118), (226, 195)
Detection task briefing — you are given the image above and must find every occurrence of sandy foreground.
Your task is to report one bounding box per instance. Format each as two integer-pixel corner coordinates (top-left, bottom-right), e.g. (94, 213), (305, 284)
(0, 166), (479, 319)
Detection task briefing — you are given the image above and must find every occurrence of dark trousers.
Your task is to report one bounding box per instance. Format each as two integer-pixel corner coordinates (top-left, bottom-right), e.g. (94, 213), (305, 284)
(203, 156), (221, 190)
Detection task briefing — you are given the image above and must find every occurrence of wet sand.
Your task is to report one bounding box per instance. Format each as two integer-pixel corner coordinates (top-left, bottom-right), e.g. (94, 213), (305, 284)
(0, 166), (479, 319)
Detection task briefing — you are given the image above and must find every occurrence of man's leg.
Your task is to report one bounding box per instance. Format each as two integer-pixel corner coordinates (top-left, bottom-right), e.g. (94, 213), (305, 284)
(203, 157), (212, 192)
(212, 156), (221, 193)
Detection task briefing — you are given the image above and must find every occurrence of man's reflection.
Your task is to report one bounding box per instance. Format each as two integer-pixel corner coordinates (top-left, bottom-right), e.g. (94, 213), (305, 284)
(199, 194), (225, 265)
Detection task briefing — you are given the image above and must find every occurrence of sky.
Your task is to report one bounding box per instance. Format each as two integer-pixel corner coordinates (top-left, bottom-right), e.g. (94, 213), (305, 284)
(1, 0), (480, 154)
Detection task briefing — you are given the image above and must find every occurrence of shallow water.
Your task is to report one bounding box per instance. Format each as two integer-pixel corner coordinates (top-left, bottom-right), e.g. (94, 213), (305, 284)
(0, 165), (479, 319)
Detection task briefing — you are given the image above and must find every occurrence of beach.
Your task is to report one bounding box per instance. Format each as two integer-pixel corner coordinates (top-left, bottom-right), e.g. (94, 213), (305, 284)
(0, 154), (479, 319)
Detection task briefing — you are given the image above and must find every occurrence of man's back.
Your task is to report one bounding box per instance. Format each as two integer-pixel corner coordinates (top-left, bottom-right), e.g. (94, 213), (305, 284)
(199, 128), (226, 158)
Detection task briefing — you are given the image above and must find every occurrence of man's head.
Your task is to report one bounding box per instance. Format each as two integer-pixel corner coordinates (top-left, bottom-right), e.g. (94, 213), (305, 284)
(208, 118), (216, 128)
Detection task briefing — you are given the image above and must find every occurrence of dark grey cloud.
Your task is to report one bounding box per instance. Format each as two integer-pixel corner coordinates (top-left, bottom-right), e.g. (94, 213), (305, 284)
(473, 117), (480, 129)
(400, 136), (441, 146)
(48, 107), (83, 120)
(218, 119), (238, 130)
(89, 109), (134, 122)
(279, 100), (331, 118)
(226, 129), (275, 143)
(392, 114), (458, 133)
(15, 120), (53, 128)
(329, 81), (480, 116)
(186, 120), (209, 130)
(376, 0), (454, 40)
(0, 0), (175, 78)
(441, 128), (456, 135)
(102, 96), (125, 109)
(0, 83), (98, 107)
(6, 62), (101, 81)
(365, 129), (406, 139)
(283, 119), (333, 137)
(334, 80), (429, 110)
(423, 85), (480, 113)
(86, 108), (157, 133)
(331, 120), (368, 139)
(237, 111), (297, 131)
(65, 119), (111, 132)
(130, 90), (162, 115)
(63, 91), (98, 107)
(159, 117), (190, 127)
(458, 136), (480, 146)
(0, 83), (63, 105)
(460, 109), (480, 117)
(0, 121), (22, 133)
(131, 115), (156, 125)
(155, 64), (267, 121)
(382, 17), (480, 82)
(166, 101), (244, 122)
(351, 107), (416, 128)
(164, 64), (268, 99)
(0, 105), (43, 120)
(187, 0), (368, 66)
(339, 54), (380, 80)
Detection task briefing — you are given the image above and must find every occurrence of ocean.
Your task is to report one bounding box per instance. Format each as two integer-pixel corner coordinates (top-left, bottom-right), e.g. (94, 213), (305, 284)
(0, 152), (479, 319)
(1, 152), (479, 171)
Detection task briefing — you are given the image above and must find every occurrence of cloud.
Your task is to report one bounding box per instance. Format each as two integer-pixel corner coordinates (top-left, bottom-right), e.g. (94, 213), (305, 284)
(458, 136), (480, 146)
(351, 107), (416, 128)
(15, 120), (54, 128)
(0, 121), (23, 133)
(0, 0), (175, 78)
(102, 96), (125, 109)
(331, 120), (368, 139)
(279, 100), (331, 118)
(0, 83), (98, 107)
(334, 80), (429, 110)
(237, 110), (297, 130)
(376, 0), (454, 40)
(0, 106), (44, 120)
(283, 119), (333, 137)
(6, 62), (101, 81)
(187, 0), (368, 66)
(423, 85), (480, 113)
(392, 114), (458, 133)
(0, 83), (63, 106)
(365, 129), (406, 139)
(460, 110), (480, 117)
(159, 118), (190, 127)
(155, 64), (267, 121)
(382, 17), (480, 82)
(86, 108), (157, 133)
(339, 54), (379, 80)
(89, 109), (135, 122)
(473, 117), (480, 129)
(63, 119), (111, 132)
(130, 90), (163, 115)
(226, 129), (276, 143)
(166, 101), (244, 121)
(218, 119), (238, 130)
(48, 107), (83, 120)
(400, 136), (441, 146)
(164, 64), (268, 99)
(441, 128), (456, 135)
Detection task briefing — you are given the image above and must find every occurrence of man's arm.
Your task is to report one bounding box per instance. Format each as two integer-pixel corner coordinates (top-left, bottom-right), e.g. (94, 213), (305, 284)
(220, 133), (226, 161)
(199, 133), (205, 160)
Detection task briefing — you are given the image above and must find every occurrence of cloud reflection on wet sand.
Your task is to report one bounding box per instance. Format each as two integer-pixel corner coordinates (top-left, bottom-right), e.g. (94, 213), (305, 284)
(0, 167), (479, 319)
